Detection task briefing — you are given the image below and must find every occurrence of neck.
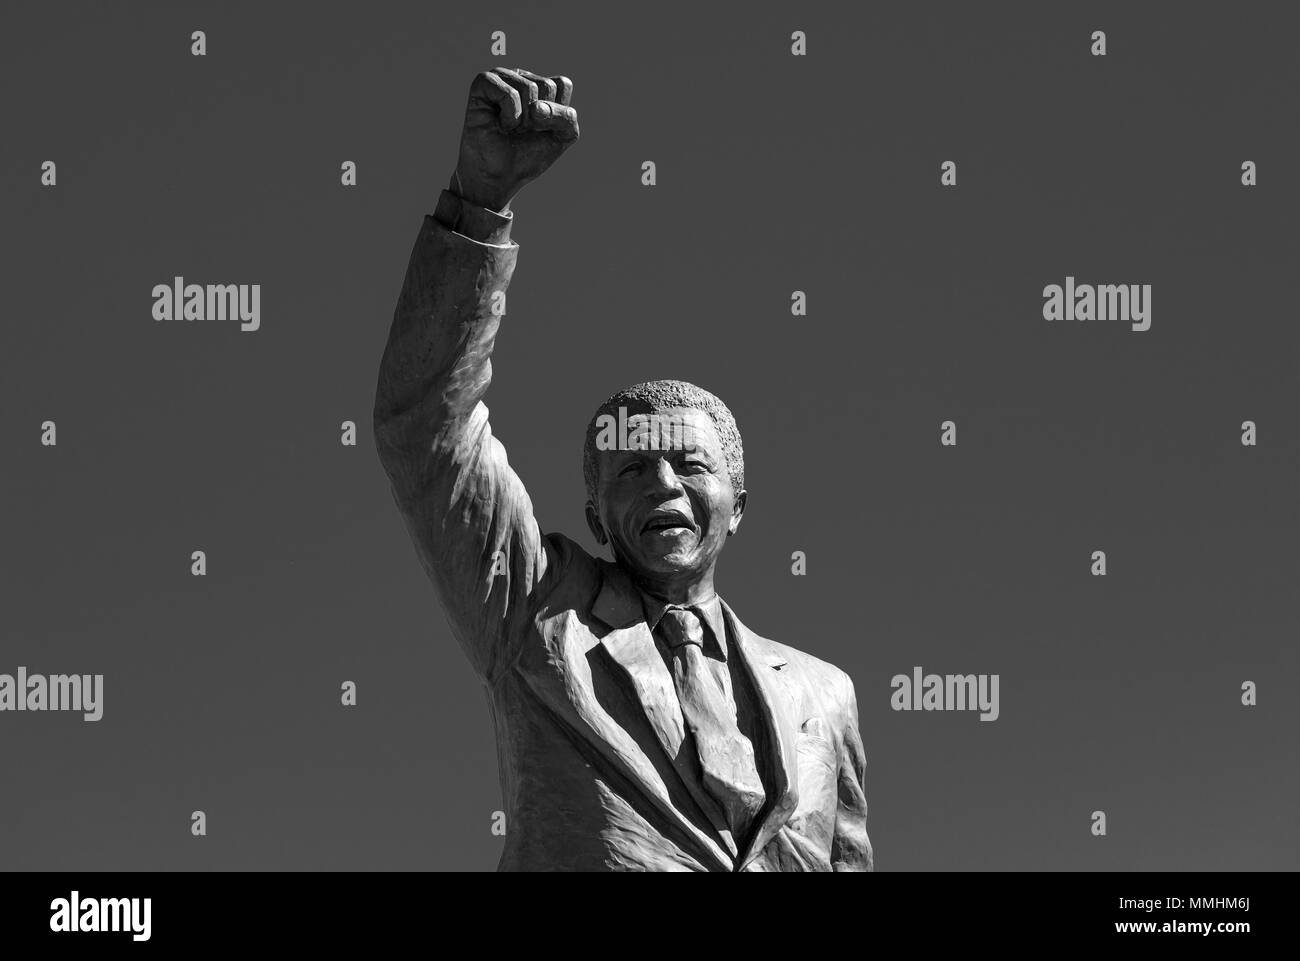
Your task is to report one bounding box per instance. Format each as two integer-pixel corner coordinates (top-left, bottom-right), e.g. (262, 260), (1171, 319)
(630, 566), (717, 606)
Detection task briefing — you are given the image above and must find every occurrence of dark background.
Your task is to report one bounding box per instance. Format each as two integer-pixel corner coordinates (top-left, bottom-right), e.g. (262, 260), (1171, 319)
(2, 0), (1297, 870)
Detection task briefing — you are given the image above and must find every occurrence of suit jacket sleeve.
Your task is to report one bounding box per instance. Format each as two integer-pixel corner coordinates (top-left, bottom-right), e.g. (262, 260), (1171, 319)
(373, 198), (565, 684)
(831, 674), (874, 871)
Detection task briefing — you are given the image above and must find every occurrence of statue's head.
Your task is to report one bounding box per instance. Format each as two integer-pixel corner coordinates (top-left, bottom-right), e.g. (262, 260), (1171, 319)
(583, 380), (746, 598)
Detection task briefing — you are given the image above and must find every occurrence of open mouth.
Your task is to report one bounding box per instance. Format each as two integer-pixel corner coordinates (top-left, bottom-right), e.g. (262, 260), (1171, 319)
(641, 510), (696, 535)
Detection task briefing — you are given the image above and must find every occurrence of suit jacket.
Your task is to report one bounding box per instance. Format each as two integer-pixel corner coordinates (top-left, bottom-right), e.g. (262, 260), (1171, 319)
(373, 202), (873, 871)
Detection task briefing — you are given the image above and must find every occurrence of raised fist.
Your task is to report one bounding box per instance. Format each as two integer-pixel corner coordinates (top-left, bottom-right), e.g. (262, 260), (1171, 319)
(452, 67), (579, 212)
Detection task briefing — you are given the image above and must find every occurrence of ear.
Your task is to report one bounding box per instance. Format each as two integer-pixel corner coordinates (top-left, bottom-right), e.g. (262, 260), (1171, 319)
(727, 489), (747, 536)
(585, 500), (608, 545)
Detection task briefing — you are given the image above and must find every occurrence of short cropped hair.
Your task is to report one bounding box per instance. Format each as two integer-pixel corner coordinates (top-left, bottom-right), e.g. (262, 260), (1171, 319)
(582, 380), (745, 506)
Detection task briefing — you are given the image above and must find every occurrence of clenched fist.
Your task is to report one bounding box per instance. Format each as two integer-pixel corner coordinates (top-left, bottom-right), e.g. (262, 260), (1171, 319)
(452, 67), (579, 213)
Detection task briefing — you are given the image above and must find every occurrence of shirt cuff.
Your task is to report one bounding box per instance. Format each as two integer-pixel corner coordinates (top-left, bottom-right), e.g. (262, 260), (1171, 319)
(432, 189), (515, 246)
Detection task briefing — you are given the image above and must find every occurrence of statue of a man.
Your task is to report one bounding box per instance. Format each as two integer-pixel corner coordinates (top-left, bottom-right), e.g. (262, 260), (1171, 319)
(373, 67), (872, 872)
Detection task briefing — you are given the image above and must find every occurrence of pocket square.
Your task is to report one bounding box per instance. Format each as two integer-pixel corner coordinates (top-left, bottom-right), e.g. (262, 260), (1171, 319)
(800, 716), (829, 740)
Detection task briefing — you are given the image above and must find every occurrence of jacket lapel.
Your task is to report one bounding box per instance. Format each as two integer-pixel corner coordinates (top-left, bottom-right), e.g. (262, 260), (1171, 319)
(592, 580), (686, 761)
(722, 601), (801, 870)
(517, 562), (734, 872)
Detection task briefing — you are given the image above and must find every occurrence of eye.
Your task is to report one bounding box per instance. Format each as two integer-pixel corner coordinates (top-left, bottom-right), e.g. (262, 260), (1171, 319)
(683, 460), (710, 474)
(618, 461), (642, 478)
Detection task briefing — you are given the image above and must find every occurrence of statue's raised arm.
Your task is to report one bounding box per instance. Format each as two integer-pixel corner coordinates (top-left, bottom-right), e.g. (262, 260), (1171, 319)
(372, 68), (579, 684)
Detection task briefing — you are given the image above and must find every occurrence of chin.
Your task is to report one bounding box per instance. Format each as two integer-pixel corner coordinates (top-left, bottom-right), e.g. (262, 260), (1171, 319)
(657, 554), (697, 573)
(637, 553), (693, 575)
(620, 544), (697, 577)
(649, 539), (702, 566)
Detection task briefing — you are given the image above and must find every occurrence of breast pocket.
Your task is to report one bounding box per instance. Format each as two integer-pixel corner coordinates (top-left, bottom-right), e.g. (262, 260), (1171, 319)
(787, 717), (839, 851)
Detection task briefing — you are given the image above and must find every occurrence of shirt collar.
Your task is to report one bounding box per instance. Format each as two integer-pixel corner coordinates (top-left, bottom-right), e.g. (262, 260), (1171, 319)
(639, 591), (729, 659)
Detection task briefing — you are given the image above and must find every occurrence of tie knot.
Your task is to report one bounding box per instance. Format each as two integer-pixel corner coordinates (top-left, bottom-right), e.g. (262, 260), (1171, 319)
(658, 607), (705, 649)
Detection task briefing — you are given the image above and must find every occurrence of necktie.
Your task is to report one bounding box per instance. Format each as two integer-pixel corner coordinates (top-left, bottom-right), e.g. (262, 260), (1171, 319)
(657, 607), (766, 839)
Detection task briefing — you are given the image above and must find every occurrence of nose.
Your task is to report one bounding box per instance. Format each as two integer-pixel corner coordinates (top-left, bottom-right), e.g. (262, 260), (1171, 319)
(647, 457), (682, 495)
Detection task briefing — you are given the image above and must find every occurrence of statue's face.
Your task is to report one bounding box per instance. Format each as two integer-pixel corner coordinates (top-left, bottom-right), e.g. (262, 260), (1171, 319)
(587, 407), (745, 583)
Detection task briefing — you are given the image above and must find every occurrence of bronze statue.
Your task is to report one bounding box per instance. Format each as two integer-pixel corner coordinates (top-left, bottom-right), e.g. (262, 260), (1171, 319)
(374, 68), (872, 871)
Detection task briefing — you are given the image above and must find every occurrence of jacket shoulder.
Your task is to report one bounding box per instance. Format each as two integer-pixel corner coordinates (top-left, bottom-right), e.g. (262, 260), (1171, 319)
(534, 531), (601, 614)
(749, 633), (858, 715)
